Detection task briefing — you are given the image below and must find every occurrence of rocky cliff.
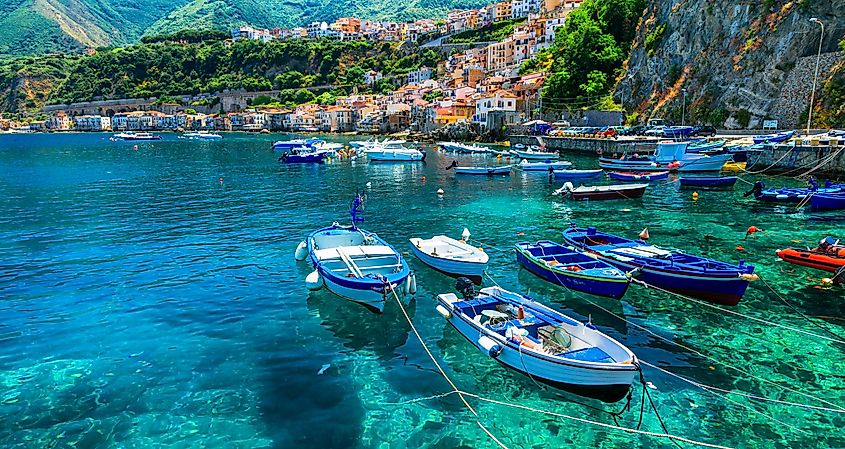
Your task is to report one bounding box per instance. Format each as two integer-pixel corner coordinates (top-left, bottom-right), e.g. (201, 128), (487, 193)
(617, 0), (845, 128)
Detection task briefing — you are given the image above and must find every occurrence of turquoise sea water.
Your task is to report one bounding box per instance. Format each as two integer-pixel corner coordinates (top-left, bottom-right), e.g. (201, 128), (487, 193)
(0, 133), (843, 448)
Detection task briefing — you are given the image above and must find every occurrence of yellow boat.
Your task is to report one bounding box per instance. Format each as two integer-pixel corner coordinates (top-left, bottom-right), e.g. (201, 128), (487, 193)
(722, 161), (746, 172)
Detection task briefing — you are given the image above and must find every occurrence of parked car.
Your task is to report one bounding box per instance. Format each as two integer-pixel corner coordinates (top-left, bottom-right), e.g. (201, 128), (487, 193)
(596, 127), (618, 137)
(644, 126), (666, 136)
(621, 125), (647, 136)
(691, 125), (717, 137)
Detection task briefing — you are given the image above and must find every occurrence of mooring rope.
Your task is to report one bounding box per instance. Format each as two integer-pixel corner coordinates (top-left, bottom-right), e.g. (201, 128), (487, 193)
(756, 274), (845, 342)
(386, 285), (510, 449)
(625, 277), (845, 346)
(744, 143), (796, 174)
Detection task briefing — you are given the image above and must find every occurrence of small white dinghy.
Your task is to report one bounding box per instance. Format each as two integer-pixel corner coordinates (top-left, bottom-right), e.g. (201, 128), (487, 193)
(409, 228), (489, 283)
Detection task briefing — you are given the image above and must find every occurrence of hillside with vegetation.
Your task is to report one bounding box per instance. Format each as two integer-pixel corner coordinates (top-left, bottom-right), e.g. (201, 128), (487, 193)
(447, 18), (526, 44)
(0, 36), (442, 114)
(0, 0), (487, 56)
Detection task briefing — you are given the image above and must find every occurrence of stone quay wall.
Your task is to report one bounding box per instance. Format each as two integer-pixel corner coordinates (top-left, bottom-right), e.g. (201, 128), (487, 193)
(747, 144), (845, 177)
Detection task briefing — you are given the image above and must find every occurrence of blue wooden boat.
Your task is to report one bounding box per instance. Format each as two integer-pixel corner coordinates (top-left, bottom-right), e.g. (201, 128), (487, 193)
(435, 281), (638, 402)
(562, 226), (756, 306)
(679, 176), (738, 188)
(607, 171), (669, 182)
(744, 179), (843, 203)
(515, 241), (629, 299)
(687, 139), (727, 153)
(295, 194), (414, 313)
(752, 130), (795, 144)
(453, 165), (512, 175)
(280, 147), (325, 163)
(273, 137), (322, 151)
(811, 192), (845, 211)
(553, 169), (604, 180)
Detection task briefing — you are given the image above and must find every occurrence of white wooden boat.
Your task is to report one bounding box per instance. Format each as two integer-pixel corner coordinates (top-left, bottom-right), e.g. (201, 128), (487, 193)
(511, 149), (560, 160)
(365, 146), (425, 161)
(409, 230), (488, 282)
(436, 282), (638, 402)
(518, 160), (573, 171)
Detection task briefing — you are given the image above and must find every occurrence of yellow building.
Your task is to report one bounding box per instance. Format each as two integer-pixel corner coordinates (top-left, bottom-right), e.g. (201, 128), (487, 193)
(495, 1), (512, 21)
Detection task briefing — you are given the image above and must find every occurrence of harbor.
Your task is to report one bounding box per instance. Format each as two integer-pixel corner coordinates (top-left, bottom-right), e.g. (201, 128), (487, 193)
(1, 132), (843, 448)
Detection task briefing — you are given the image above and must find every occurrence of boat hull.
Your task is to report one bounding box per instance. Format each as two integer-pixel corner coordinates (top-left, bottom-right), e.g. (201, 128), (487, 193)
(519, 161), (573, 171)
(607, 171), (669, 182)
(512, 150), (560, 160)
(569, 185), (647, 201)
(367, 150), (425, 161)
(283, 154), (324, 163)
(454, 166), (511, 175)
(515, 247), (629, 299)
(409, 244), (486, 283)
(776, 247), (845, 272)
(440, 299), (635, 402)
(679, 176), (737, 187)
(811, 193), (845, 210)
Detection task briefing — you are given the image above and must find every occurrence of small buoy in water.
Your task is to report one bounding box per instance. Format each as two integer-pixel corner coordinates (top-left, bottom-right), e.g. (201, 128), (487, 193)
(516, 231), (525, 236)
(739, 273), (759, 282)
(305, 270), (322, 290)
(294, 241), (308, 261)
(692, 191), (699, 201)
(621, 208), (632, 212)
(408, 273), (417, 295)
(366, 182), (372, 188)
(422, 175), (426, 182)
(821, 278), (833, 286)
(736, 245), (745, 251)
(639, 227), (650, 240)
(437, 188), (444, 195)
(745, 225), (762, 239)
(133, 145), (138, 150)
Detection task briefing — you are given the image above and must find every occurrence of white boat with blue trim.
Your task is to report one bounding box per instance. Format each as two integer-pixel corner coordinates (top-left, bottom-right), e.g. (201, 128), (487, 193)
(409, 229), (488, 283)
(435, 280), (638, 402)
(517, 159), (573, 171)
(295, 193), (416, 312)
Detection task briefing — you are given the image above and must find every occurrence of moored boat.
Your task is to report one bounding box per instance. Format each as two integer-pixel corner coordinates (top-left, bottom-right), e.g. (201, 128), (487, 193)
(511, 149), (560, 160)
(295, 193), (414, 313)
(687, 139), (727, 153)
(722, 161), (746, 172)
(554, 182), (647, 200)
(409, 229), (488, 283)
(181, 131), (223, 140)
(272, 137), (322, 151)
(607, 171), (669, 182)
(110, 132), (161, 141)
(552, 169), (604, 180)
(279, 147), (325, 163)
(679, 176), (738, 188)
(810, 192), (845, 210)
(515, 241), (629, 299)
(776, 237), (845, 273)
(562, 226), (756, 305)
(518, 160), (573, 171)
(453, 165), (512, 175)
(599, 141), (732, 172)
(365, 146), (425, 161)
(753, 130), (796, 144)
(744, 179), (843, 203)
(435, 280), (638, 402)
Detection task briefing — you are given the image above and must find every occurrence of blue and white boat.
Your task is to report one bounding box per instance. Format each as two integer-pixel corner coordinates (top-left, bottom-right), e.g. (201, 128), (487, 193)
(518, 160), (573, 171)
(453, 165), (512, 175)
(279, 147), (325, 163)
(511, 149), (560, 161)
(744, 178), (843, 203)
(562, 226), (756, 306)
(409, 229), (488, 283)
(272, 137), (323, 152)
(180, 131), (223, 140)
(686, 139), (726, 153)
(607, 171), (669, 182)
(753, 130), (796, 144)
(515, 241), (629, 299)
(599, 141), (732, 172)
(295, 194), (415, 312)
(435, 281), (638, 402)
(553, 169), (604, 180)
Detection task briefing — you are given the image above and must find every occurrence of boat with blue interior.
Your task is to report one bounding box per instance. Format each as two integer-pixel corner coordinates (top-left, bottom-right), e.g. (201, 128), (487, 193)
(272, 137), (323, 152)
(515, 241), (630, 299)
(435, 279), (638, 402)
(518, 160), (573, 171)
(562, 225), (756, 306)
(294, 193), (415, 312)
(599, 141), (732, 172)
(753, 130), (796, 144)
(743, 178), (843, 203)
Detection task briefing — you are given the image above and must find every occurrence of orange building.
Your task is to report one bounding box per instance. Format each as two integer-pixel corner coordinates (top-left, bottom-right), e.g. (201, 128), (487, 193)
(334, 17), (362, 33)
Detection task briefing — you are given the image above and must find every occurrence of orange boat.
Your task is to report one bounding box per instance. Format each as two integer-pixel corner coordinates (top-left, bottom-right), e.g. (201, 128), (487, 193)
(776, 237), (845, 272)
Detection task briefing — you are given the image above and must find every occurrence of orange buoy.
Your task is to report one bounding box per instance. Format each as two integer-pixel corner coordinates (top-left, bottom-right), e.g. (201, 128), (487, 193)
(745, 226), (762, 239)
(736, 245), (745, 251)
(517, 306), (525, 320)
(422, 175), (426, 182)
(639, 227), (650, 240)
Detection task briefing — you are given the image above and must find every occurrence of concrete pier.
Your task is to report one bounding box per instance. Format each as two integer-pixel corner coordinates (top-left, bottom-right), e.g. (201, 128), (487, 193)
(747, 144), (845, 178)
(509, 135), (660, 156)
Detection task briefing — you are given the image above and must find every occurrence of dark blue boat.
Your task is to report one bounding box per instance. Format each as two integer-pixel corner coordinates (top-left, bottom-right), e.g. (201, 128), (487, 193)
(515, 241), (629, 299)
(752, 130), (795, 144)
(744, 178), (843, 203)
(679, 176), (738, 188)
(562, 226), (756, 306)
(280, 147), (325, 164)
(811, 192), (845, 211)
(607, 171), (669, 182)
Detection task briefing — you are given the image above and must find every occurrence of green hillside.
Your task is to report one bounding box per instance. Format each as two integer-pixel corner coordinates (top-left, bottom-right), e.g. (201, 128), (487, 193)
(0, 0), (487, 56)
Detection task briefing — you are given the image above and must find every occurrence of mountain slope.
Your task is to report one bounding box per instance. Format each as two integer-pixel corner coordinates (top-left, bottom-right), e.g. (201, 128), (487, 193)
(0, 0), (487, 56)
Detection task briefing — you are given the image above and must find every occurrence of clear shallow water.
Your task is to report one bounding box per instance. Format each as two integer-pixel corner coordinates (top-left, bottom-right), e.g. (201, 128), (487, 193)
(0, 133), (843, 449)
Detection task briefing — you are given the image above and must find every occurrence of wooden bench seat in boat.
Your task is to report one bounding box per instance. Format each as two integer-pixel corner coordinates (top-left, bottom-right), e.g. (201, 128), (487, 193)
(313, 245), (396, 261)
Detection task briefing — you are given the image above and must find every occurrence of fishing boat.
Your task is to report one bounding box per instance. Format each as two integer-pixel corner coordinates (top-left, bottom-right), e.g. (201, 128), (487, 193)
(453, 166), (512, 175)
(352, 138), (406, 149)
(607, 171), (669, 182)
(743, 179), (843, 203)
(661, 126), (695, 138)
(439, 142), (493, 154)
(776, 237), (845, 272)
(753, 130), (796, 144)
(180, 131), (223, 140)
(687, 139), (726, 153)
(515, 241), (629, 299)
(409, 229), (488, 283)
(511, 149), (560, 161)
(679, 176), (738, 188)
(272, 137), (322, 151)
(810, 192), (845, 210)
(554, 182), (647, 200)
(110, 132), (161, 141)
(518, 160), (573, 171)
(552, 169), (604, 180)
(435, 280), (638, 402)
(279, 147), (325, 163)
(294, 193), (415, 313)
(722, 161), (746, 172)
(562, 226), (756, 305)
(365, 146), (425, 161)
(598, 141), (732, 172)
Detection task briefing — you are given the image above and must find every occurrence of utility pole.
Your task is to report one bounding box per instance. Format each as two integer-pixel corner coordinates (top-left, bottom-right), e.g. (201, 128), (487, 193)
(807, 18), (825, 136)
(681, 88), (687, 127)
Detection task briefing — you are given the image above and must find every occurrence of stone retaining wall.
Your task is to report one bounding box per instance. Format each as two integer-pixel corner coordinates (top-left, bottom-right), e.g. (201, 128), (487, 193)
(772, 51), (843, 128)
(747, 144), (845, 177)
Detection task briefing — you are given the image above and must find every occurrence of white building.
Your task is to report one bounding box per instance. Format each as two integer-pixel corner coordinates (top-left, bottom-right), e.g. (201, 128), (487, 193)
(231, 26), (273, 42)
(73, 115), (111, 131)
(473, 91), (517, 126)
(307, 22), (331, 38)
(538, 16), (565, 50)
(511, 0), (542, 18)
(406, 67), (433, 85)
(364, 70), (383, 86)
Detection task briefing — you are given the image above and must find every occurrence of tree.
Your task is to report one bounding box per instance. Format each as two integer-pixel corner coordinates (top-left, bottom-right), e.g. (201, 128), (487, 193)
(344, 66), (365, 85)
(274, 70), (306, 90)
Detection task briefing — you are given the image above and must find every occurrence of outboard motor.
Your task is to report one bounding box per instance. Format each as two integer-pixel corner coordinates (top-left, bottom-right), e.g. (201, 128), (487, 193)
(446, 160), (459, 170)
(744, 181), (764, 198)
(808, 176), (819, 191)
(455, 277), (477, 300)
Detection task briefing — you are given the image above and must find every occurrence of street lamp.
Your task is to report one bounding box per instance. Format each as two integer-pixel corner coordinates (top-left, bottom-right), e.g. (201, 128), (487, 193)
(807, 17), (824, 135)
(681, 88), (687, 127)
